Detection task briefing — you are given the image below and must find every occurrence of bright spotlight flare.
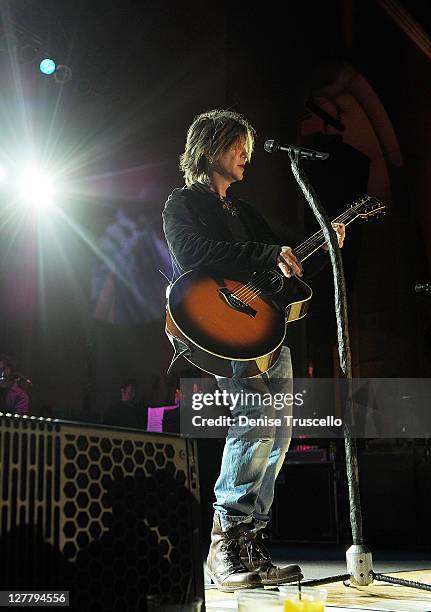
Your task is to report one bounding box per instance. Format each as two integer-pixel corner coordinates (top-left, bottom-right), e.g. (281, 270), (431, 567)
(264, 139), (329, 161)
(19, 166), (56, 210)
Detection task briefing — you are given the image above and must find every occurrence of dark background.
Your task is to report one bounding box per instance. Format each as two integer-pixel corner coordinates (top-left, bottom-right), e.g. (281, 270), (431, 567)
(1, 0), (431, 545)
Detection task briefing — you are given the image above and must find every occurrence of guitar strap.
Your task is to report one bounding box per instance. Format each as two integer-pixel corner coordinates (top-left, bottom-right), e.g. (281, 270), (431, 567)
(165, 338), (190, 375)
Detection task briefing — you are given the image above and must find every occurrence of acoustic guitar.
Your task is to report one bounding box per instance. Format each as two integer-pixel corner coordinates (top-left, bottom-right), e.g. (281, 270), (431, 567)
(166, 196), (385, 378)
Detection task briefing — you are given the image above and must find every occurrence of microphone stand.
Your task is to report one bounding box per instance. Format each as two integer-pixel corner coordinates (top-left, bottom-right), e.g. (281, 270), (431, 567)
(288, 151), (372, 587)
(288, 153), (431, 595)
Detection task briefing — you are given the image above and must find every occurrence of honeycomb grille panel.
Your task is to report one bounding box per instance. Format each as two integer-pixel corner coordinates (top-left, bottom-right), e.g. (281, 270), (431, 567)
(0, 414), (203, 611)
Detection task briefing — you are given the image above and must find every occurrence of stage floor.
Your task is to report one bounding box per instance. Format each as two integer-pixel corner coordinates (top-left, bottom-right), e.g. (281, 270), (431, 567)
(204, 570), (431, 611)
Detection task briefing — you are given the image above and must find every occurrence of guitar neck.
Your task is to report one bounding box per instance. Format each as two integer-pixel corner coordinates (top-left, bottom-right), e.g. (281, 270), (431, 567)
(295, 207), (359, 262)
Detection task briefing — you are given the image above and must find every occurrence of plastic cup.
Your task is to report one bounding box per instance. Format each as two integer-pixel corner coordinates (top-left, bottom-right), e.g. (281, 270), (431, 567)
(278, 586), (327, 612)
(146, 595), (203, 611)
(236, 589), (284, 612)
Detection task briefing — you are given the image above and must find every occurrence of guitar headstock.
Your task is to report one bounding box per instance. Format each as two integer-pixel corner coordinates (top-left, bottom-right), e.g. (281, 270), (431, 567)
(352, 196), (386, 220)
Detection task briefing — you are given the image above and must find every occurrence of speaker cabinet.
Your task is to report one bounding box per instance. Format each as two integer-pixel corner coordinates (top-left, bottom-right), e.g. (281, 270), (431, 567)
(272, 461), (340, 543)
(358, 448), (419, 545)
(0, 414), (204, 611)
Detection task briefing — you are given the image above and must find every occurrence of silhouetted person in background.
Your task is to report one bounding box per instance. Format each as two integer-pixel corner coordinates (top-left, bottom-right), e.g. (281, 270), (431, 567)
(104, 378), (147, 429)
(0, 356), (29, 415)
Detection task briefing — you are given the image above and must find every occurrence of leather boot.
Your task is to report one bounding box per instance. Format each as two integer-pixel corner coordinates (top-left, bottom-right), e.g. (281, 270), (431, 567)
(206, 513), (263, 592)
(240, 528), (302, 586)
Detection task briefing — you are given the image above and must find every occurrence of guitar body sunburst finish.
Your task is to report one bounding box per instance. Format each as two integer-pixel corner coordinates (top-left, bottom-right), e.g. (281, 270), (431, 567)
(166, 270), (312, 377)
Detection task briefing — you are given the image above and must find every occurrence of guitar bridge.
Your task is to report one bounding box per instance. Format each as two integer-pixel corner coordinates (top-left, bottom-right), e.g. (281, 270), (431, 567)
(218, 288), (257, 317)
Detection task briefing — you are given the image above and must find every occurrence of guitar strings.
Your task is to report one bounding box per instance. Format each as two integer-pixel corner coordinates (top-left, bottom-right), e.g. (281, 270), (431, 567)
(233, 223), (345, 302)
(231, 221), (339, 302)
(244, 208), (356, 302)
(241, 204), (373, 303)
(232, 207), (357, 303)
(236, 196), (381, 304)
(237, 197), (382, 303)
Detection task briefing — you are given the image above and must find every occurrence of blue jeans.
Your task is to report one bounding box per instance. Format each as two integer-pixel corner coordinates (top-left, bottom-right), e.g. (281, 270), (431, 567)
(213, 346), (293, 532)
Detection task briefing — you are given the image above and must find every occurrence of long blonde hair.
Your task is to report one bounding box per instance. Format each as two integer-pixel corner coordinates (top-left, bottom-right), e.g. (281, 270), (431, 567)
(179, 109), (256, 187)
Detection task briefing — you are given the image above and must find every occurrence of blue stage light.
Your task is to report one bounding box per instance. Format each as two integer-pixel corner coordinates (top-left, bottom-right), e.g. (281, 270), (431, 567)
(39, 58), (56, 75)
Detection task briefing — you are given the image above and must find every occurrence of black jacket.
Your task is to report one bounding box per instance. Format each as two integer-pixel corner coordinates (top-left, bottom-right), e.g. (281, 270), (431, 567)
(162, 184), (327, 279)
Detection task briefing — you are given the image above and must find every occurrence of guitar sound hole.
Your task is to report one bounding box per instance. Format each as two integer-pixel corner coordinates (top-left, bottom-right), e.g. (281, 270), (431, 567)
(255, 271), (284, 294)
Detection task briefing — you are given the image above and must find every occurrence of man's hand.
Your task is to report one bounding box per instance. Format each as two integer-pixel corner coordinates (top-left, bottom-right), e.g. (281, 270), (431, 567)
(277, 246), (303, 278)
(321, 222), (346, 251)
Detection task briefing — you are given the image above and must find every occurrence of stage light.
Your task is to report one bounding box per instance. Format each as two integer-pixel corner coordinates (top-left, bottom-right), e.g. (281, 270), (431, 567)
(39, 58), (56, 75)
(19, 166), (55, 210)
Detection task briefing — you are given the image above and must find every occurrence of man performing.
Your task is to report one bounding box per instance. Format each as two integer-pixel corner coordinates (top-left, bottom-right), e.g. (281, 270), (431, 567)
(163, 109), (345, 591)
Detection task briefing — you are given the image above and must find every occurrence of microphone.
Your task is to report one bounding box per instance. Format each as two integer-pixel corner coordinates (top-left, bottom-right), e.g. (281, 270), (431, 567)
(414, 283), (431, 294)
(264, 139), (329, 161)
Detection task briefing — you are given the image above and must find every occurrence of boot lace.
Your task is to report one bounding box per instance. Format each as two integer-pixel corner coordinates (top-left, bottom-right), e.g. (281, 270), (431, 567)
(220, 538), (246, 572)
(242, 530), (272, 568)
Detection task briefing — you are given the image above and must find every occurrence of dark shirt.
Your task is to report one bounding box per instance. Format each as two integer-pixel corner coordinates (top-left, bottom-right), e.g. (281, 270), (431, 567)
(104, 401), (147, 430)
(163, 184), (281, 278)
(162, 183), (328, 280)
(0, 382), (29, 414)
(222, 197), (250, 242)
